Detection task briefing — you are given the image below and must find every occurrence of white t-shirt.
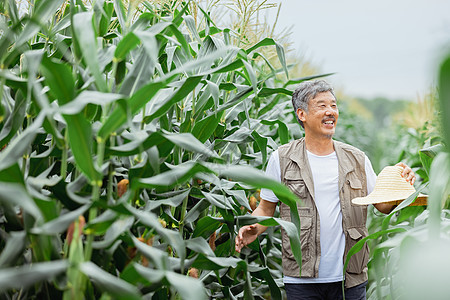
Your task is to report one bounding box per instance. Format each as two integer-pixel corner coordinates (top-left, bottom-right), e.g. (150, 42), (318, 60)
(260, 149), (377, 284)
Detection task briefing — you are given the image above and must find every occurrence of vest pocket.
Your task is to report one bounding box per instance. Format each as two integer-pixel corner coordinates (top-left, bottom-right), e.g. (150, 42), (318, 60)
(285, 171), (307, 198)
(346, 227), (369, 274)
(282, 216), (313, 263)
(347, 176), (364, 205)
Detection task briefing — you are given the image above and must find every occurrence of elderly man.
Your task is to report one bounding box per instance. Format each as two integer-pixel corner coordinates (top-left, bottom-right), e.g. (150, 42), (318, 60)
(235, 80), (415, 300)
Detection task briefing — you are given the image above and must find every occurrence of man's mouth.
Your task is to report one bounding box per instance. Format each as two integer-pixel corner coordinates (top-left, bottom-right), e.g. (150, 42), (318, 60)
(322, 118), (335, 125)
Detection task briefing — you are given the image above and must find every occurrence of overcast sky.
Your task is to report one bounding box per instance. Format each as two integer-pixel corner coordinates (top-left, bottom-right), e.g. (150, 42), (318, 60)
(266, 0), (450, 100)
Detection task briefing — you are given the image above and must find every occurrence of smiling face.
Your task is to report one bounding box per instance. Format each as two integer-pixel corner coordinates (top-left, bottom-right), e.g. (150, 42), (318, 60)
(296, 91), (339, 140)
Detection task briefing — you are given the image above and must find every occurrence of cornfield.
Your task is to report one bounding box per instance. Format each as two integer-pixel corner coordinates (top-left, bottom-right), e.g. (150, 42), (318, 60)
(0, 1), (449, 299)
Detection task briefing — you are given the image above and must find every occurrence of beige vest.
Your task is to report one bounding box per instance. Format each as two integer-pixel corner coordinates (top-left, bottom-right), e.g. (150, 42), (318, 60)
(278, 138), (369, 288)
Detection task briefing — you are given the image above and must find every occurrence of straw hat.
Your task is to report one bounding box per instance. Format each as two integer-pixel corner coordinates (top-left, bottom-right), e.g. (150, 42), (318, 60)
(352, 166), (428, 206)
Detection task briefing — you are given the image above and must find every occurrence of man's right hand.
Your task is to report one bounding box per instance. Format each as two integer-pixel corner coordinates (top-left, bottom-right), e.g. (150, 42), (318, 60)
(234, 199), (277, 253)
(235, 224), (259, 253)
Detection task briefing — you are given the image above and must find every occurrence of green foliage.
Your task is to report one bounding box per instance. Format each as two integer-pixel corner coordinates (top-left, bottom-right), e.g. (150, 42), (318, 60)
(0, 1), (318, 298)
(344, 66), (450, 300)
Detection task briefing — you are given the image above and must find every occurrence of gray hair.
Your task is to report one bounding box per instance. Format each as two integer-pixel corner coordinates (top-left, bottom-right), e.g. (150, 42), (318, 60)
(291, 80), (336, 128)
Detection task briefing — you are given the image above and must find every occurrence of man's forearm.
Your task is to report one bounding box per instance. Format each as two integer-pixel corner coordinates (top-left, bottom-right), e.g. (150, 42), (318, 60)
(251, 199), (277, 235)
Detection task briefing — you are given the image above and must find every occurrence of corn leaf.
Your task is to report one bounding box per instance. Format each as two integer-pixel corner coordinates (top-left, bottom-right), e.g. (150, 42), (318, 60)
(31, 204), (90, 235)
(80, 261), (141, 300)
(0, 260), (68, 292)
(134, 265), (208, 300)
(0, 112), (45, 172)
(40, 57), (75, 105)
(0, 231), (27, 268)
(64, 113), (100, 182)
(72, 12), (107, 92)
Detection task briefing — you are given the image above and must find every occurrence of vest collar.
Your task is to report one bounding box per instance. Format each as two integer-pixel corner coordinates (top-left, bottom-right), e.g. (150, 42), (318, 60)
(287, 138), (355, 193)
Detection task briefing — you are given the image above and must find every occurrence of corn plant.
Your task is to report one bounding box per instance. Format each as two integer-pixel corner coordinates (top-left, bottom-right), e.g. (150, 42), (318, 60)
(0, 0), (338, 299)
(342, 59), (450, 299)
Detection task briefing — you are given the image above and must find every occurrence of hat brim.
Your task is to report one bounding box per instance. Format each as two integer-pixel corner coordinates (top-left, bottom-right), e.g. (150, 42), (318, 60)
(352, 192), (428, 206)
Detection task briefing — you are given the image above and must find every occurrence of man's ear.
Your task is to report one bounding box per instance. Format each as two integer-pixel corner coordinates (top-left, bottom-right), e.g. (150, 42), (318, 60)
(297, 108), (306, 123)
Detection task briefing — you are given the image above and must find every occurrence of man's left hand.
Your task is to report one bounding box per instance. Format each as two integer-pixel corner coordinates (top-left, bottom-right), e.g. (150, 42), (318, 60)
(395, 162), (416, 185)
